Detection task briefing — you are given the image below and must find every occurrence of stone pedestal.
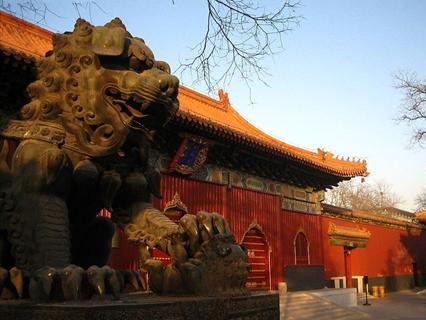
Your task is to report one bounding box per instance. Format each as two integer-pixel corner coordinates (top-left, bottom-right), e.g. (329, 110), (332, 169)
(0, 291), (279, 320)
(278, 282), (287, 295)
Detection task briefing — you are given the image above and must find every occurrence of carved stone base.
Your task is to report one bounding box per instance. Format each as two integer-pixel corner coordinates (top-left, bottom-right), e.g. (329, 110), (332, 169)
(0, 291), (279, 320)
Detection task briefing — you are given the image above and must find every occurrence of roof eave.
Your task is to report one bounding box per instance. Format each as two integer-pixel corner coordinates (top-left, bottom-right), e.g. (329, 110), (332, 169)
(174, 110), (368, 179)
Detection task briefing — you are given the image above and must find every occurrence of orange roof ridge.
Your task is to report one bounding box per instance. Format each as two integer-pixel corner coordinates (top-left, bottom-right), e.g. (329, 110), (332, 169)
(177, 85), (228, 111)
(0, 11), (368, 178)
(178, 86), (367, 177)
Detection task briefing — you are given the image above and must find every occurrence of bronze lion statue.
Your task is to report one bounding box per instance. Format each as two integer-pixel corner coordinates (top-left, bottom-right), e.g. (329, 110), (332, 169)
(0, 18), (248, 301)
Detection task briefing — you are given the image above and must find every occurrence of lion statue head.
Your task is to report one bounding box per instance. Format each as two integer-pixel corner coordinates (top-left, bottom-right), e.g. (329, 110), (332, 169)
(20, 18), (179, 157)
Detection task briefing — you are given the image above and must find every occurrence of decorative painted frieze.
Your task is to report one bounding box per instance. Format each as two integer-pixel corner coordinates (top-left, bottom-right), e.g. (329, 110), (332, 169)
(150, 149), (323, 214)
(281, 196), (319, 214)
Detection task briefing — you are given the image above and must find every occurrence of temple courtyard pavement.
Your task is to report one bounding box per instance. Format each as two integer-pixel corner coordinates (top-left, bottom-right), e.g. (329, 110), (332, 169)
(280, 289), (426, 319)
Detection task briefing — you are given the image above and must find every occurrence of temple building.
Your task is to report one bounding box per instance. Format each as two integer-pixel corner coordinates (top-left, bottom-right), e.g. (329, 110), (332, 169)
(1, 11), (426, 292)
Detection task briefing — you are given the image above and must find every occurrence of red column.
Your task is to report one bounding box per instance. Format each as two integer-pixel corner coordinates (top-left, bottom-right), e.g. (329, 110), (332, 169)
(344, 247), (353, 288)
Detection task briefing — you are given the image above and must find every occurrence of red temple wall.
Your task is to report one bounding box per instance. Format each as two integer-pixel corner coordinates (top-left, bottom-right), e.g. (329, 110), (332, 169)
(227, 187), (281, 288)
(149, 175), (331, 288)
(106, 173), (426, 289)
(156, 175), (285, 288)
(108, 174), (304, 289)
(280, 211), (324, 267)
(153, 174), (226, 214)
(321, 216), (426, 279)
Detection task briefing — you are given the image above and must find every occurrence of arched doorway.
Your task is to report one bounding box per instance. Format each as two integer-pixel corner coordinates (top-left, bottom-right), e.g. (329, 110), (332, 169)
(241, 221), (271, 290)
(294, 230), (310, 265)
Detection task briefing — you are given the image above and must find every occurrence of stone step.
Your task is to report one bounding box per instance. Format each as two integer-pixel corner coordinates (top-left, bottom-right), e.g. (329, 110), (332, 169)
(282, 302), (341, 312)
(286, 309), (356, 318)
(281, 308), (366, 320)
(280, 292), (370, 320)
(282, 305), (353, 315)
(281, 299), (330, 308)
(283, 304), (351, 313)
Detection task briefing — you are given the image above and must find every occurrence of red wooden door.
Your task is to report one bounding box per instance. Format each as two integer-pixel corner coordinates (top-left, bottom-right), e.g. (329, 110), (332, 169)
(295, 232), (309, 265)
(242, 228), (270, 290)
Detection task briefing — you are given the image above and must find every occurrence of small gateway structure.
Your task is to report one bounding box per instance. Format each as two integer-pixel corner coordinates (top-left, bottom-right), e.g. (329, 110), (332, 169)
(328, 223), (371, 290)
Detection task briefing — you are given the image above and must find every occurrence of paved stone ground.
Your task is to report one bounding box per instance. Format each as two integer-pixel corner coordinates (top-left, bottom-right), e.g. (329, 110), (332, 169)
(352, 289), (426, 320)
(279, 289), (426, 319)
(280, 291), (369, 319)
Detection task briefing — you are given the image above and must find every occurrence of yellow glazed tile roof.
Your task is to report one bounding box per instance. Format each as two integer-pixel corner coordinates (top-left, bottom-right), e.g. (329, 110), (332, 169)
(178, 86), (368, 177)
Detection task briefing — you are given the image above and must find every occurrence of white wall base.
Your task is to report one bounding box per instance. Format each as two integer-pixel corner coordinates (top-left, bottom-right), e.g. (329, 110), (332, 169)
(331, 275), (364, 293)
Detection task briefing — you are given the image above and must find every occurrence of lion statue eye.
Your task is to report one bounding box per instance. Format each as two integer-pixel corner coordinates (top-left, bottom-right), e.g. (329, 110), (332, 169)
(126, 39), (155, 72)
(129, 56), (143, 73)
(129, 44), (147, 62)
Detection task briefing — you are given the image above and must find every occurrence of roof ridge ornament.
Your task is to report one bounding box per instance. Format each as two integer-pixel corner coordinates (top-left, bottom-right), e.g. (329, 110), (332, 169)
(317, 148), (367, 165)
(317, 148), (334, 161)
(218, 89), (230, 109)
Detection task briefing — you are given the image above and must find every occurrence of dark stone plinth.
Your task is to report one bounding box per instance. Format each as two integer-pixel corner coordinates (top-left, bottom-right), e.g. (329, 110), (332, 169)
(0, 291), (279, 320)
(284, 265), (325, 291)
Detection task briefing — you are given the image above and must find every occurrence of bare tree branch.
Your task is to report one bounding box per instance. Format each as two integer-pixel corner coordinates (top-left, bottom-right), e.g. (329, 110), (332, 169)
(415, 188), (426, 211)
(395, 71), (426, 146)
(325, 179), (403, 210)
(2, 0), (300, 97)
(177, 0), (301, 94)
(71, 1), (106, 22)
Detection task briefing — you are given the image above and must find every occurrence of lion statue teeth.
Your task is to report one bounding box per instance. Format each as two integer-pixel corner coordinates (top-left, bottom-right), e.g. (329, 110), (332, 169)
(0, 17), (248, 300)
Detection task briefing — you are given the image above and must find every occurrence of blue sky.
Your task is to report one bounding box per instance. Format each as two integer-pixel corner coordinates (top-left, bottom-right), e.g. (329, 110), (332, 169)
(7, 0), (426, 210)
